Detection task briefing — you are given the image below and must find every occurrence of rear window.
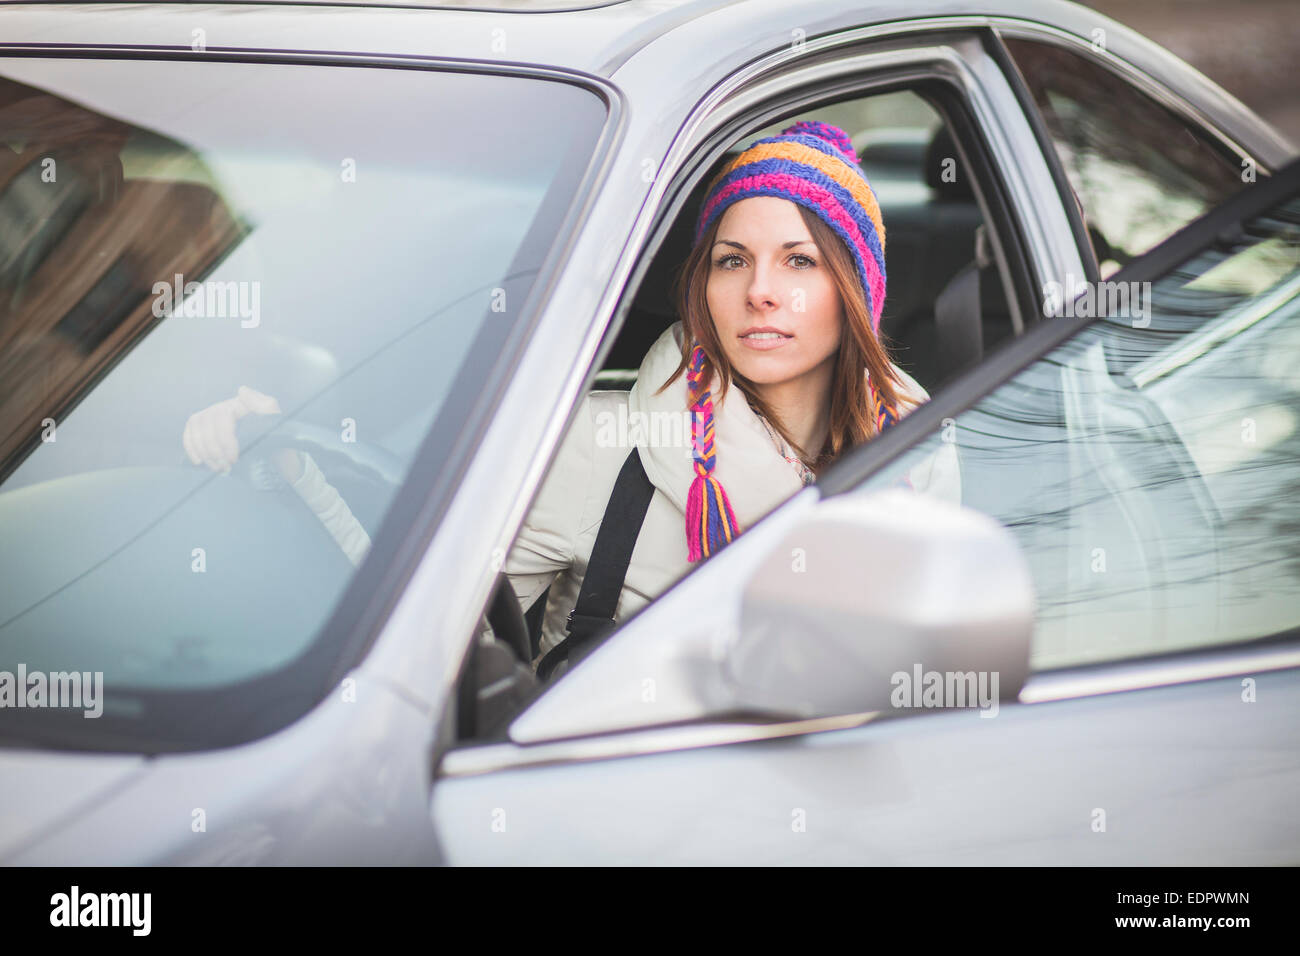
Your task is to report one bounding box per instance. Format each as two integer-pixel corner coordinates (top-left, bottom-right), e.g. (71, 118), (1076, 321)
(1002, 37), (1247, 275)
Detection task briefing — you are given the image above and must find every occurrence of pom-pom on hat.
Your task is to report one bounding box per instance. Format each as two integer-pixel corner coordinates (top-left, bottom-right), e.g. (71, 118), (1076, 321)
(694, 119), (888, 332)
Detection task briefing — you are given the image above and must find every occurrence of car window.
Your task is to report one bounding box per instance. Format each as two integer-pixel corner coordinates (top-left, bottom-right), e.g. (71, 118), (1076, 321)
(846, 184), (1300, 671)
(1001, 37), (1248, 276)
(0, 58), (605, 749)
(501, 79), (1039, 708)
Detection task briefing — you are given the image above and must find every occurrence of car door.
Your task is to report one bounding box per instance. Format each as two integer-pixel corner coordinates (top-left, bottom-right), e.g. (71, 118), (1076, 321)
(429, 158), (1300, 865)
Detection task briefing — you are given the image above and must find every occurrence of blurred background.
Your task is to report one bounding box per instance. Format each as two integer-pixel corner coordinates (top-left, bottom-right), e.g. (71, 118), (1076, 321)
(1081, 0), (1300, 149)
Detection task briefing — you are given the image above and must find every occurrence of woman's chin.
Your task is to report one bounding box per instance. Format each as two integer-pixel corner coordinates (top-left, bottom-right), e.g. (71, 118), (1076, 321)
(730, 355), (800, 387)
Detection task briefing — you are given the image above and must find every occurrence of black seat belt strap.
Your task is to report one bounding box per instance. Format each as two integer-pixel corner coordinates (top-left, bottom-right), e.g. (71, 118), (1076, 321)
(536, 447), (655, 681)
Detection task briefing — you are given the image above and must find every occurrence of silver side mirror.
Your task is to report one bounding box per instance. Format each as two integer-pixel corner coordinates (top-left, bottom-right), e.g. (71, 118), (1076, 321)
(508, 488), (1034, 745)
(730, 489), (1035, 719)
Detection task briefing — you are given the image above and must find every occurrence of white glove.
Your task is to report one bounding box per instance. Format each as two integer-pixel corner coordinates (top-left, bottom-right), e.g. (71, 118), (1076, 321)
(182, 385), (282, 474)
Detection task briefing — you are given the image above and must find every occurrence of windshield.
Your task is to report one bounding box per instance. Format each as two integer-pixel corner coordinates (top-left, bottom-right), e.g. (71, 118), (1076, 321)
(0, 58), (606, 750)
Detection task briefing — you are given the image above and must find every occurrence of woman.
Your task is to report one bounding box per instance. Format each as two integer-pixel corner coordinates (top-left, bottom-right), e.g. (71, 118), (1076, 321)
(507, 120), (958, 660)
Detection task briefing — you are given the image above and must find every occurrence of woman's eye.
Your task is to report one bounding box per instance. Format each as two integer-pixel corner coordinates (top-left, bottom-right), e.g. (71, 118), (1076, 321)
(714, 253), (814, 269)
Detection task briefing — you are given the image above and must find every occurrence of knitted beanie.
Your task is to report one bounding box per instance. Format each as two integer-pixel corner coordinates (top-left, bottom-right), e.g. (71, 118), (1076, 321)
(694, 119), (888, 331)
(684, 120), (897, 563)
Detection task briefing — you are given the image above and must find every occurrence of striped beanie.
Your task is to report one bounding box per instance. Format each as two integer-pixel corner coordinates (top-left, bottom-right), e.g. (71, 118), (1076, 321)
(693, 119), (888, 332)
(684, 120), (897, 563)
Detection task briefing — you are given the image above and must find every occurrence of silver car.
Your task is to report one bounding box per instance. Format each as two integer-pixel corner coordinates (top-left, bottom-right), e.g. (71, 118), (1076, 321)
(1, 0), (1297, 865)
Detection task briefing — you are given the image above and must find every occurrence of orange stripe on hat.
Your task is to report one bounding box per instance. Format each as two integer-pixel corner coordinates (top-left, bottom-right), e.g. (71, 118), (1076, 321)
(712, 141), (886, 253)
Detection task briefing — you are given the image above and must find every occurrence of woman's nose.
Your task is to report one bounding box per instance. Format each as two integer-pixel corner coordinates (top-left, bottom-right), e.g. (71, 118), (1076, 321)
(746, 263), (778, 310)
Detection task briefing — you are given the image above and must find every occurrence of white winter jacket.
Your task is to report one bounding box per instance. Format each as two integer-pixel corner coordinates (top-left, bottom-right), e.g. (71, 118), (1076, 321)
(505, 320), (961, 657)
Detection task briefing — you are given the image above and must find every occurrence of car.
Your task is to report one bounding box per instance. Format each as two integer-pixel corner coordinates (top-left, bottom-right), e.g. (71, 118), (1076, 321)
(0, 0), (1296, 865)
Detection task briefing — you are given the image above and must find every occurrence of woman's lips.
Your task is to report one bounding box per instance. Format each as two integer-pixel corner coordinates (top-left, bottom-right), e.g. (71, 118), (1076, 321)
(739, 331), (793, 351)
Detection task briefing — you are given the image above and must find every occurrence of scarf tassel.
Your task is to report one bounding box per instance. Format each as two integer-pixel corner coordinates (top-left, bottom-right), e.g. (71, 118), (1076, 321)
(871, 380), (900, 435)
(685, 471), (740, 562)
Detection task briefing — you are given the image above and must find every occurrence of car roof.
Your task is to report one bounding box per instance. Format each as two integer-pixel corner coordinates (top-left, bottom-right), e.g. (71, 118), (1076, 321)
(0, 0), (1117, 78)
(6, 0), (1291, 165)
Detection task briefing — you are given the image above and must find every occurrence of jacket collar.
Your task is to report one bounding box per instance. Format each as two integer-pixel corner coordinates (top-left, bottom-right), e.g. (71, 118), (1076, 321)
(626, 321), (804, 526)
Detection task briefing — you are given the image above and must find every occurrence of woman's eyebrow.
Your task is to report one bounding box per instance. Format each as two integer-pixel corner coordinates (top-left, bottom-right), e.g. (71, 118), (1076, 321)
(712, 239), (815, 250)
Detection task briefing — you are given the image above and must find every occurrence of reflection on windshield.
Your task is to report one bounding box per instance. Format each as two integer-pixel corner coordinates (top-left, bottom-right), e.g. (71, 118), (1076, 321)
(0, 79), (247, 476)
(0, 59), (605, 731)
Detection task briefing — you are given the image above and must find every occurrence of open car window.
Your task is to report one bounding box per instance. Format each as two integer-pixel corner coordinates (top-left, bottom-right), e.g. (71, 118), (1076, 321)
(463, 73), (1042, 742)
(843, 159), (1300, 670)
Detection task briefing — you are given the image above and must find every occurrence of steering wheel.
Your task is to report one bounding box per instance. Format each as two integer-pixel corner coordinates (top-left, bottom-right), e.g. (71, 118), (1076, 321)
(218, 418), (406, 573)
(253, 419), (405, 483)
(226, 418), (407, 495)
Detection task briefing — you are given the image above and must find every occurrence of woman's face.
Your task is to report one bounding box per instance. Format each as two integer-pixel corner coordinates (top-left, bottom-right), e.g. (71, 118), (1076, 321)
(705, 196), (843, 390)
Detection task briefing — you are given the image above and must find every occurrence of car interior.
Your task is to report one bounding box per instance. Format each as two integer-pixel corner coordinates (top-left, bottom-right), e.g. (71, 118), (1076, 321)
(462, 88), (1032, 741)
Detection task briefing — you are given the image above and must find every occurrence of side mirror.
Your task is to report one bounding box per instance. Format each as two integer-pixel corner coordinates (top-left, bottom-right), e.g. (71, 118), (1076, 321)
(730, 489), (1035, 719)
(508, 488), (1034, 745)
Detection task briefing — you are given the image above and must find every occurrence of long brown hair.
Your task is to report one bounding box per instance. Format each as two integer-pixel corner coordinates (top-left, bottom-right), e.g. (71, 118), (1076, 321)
(657, 204), (914, 473)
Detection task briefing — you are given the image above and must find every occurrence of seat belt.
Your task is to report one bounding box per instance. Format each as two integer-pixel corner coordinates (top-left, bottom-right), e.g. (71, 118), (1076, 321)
(536, 447), (655, 681)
